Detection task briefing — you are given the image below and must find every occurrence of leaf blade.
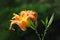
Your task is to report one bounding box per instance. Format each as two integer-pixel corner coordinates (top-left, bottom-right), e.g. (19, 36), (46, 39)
(47, 13), (54, 28)
(41, 20), (45, 26)
(45, 17), (48, 26)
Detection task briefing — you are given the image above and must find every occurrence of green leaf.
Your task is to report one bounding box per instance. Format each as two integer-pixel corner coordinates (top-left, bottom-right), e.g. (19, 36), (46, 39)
(45, 17), (48, 26)
(47, 13), (54, 28)
(29, 20), (36, 30)
(41, 20), (45, 26)
(30, 26), (35, 30)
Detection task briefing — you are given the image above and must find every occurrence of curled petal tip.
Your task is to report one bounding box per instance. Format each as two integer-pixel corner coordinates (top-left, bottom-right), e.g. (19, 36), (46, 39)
(12, 17), (15, 19)
(9, 23), (15, 31)
(9, 27), (15, 31)
(13, 13), (16, 15)
(10, 20), (13, 21)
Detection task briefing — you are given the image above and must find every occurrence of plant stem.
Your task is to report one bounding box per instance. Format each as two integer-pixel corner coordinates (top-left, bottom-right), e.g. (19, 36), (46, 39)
(42, 37), (44, 40)
(35, 30), (41, 40)
(42, 27), (48, 40)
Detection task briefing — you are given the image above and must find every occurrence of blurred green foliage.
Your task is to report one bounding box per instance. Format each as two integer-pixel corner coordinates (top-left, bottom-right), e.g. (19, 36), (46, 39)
(0, 0), (60, 40)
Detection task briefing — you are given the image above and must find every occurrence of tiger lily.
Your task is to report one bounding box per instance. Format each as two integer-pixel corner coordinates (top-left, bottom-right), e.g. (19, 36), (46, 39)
(9, 10), (37, 31)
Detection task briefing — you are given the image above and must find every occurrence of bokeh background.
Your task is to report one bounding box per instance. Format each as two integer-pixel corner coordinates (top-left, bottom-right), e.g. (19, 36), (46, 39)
(0, 0), (60, 40)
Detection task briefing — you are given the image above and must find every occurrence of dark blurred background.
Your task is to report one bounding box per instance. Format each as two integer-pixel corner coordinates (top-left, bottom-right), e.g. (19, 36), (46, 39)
(0, 0), (60, 40)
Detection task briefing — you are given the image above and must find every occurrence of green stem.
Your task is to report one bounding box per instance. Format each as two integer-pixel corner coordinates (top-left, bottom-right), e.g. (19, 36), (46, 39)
(42, 37), (44, 40)
(42, 27), (48, 40)
(30, 18), (41, 40)
(35, 30), (41, 40)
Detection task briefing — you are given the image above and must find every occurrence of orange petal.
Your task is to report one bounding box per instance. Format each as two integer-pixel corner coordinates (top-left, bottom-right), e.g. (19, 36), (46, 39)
(12, 13), (20, 20)
(17, 21), (26, 31)
(9, 20), (19, 30)
(10, 20), (26, 31)
(30, 12), (36, 15)
(27, 15), (36, 21)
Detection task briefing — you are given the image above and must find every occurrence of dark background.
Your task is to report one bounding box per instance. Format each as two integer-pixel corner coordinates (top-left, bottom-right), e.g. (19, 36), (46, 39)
(0, 0), (60, 40)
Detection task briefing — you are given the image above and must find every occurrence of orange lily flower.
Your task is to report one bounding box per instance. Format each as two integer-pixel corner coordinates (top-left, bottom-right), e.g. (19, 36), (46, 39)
(9, 10), (37, 31)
